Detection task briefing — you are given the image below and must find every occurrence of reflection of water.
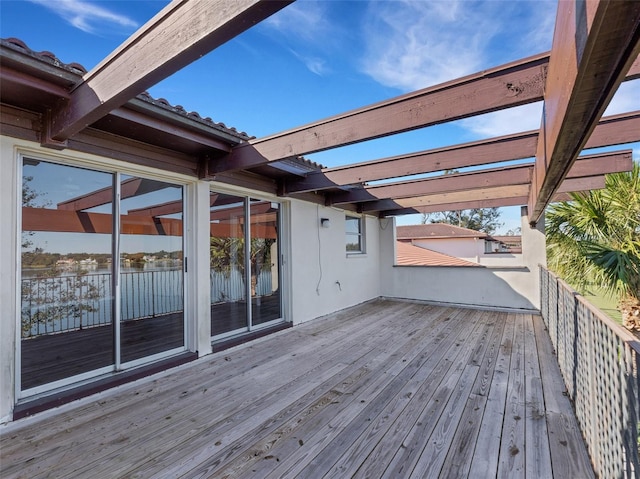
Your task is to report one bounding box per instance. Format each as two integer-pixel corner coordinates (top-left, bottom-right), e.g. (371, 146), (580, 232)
(21, 266), (184, 337)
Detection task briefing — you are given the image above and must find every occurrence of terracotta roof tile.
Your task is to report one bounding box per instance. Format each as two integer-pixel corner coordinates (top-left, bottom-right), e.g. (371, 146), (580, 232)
(1, 37), (251, 141)
(3, 37), (87, 74)
(135, 91), (251, 140)
(396, 242), (482, 267)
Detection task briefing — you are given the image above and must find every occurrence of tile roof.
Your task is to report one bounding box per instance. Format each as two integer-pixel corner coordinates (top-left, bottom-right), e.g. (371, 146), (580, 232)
(396, 242), (482, 267)
(1, 37), (251, 141)
(397, 224), (489, 240)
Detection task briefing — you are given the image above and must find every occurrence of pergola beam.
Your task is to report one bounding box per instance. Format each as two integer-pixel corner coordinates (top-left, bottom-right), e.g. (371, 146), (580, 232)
(283, 110), (640, 194)
(214, 53), (550, 172)
(330, 149), (631, 206)
(44, 0), (292, 145)
(528, 0), (640, 225)
(394, 175), (607, 211)
(378, 185), (599, 217)
(330, 165), (532, 205)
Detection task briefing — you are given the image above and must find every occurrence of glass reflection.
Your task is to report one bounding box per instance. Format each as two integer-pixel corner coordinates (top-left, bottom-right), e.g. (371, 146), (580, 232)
(119, 175), (184, 363)
(210, 193), (248, 336)
(250, 199), (281, 326)
(21, 159), (114, 390)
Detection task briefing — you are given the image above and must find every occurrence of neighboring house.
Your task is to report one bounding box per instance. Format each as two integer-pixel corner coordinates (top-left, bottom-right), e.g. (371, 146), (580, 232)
(397, 224), (523, 266)
(395, 241), (481, 267)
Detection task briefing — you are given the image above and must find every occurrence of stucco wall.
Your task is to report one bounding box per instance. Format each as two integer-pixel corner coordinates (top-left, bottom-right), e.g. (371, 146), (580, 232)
(477, 254), (524, 267)
(0, 137), (19, 423)
(288, 201), (381, 324)
(412, 237), (484, 261)
(380, 211), (545, 311)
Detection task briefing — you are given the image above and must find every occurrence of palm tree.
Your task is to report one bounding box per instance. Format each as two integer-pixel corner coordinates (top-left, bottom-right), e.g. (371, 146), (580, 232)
(546, 163), (640, 331)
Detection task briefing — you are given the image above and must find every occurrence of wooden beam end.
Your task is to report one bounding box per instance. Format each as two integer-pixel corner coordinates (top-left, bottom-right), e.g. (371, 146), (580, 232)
(41, 109), (68, 150)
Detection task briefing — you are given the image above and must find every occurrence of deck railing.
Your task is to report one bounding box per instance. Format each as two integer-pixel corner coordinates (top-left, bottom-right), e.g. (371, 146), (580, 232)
(540, 266), (640, 478)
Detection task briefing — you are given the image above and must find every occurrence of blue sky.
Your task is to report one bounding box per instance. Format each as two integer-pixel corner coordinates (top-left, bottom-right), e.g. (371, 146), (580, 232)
(2, 0), (639, 234)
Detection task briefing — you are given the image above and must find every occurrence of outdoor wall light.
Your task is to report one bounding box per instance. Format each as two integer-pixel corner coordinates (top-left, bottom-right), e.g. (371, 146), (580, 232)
(320, 218), (330, 228)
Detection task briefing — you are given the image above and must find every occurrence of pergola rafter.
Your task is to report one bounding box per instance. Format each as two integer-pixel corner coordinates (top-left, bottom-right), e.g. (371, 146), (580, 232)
(528, 0), (640, 224)
(282, 110), (640, 195)
(328, 149), (631, 207)
(211, 53), (549, 174)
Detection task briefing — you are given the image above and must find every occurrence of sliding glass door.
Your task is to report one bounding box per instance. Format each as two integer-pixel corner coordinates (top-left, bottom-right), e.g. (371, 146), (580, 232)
(210, 192), (283, 339)
(119, 175), (185, 364)
(20, 159), (185, 393)
(250, 199), (281, 326)
(21, 160), (115, 390)
(209, 193), (247, 336)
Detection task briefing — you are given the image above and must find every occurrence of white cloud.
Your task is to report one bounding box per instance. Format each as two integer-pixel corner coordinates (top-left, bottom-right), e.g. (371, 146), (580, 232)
(459, 102), (544, 138)
(358, 1), (556, 90)
(28, 0), (138, 35)
(360, 0), (491, 91)
(262, 1), (342, 76)
(288, 49), (329, 76)
(264, 1), (333, 44)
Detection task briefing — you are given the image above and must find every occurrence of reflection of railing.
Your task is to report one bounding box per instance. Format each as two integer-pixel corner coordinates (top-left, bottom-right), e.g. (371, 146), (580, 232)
(210, 269), (273, 304)
(21, 270), (184, 338)
(120, 270), (183, 321)
(540, 267), (640, 478)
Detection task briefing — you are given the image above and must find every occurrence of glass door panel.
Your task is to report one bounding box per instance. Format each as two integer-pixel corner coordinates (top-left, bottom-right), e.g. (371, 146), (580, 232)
(249, 200), (281, 326)
(210, 193), (248, 336)
(21, 159), (115, 390)
(119, 175), (184, 363)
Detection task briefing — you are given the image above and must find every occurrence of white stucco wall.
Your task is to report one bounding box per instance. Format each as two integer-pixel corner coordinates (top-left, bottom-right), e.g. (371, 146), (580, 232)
(412, 237), (484, 261)
(477, 254), (524, 267)
(381, 211), (545, 311)
(288, 201), (381, 324)
(0, 137), (19, 423)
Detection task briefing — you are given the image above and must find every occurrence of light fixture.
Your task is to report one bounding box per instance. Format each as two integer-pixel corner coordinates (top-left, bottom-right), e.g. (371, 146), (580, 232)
(320, 218), (330, 228)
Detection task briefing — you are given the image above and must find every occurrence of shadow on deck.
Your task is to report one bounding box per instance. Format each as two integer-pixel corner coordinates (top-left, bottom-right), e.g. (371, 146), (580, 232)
(1, 299), (593, 478)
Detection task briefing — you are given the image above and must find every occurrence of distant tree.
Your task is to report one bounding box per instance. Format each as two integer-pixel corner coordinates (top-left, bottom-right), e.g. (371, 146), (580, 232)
(546, 164), (640, 331)
(505, 227), (522, 236)
(427, 208), (503, 235)
(420, 213), (432, 224)
(420, 170), (503, 233)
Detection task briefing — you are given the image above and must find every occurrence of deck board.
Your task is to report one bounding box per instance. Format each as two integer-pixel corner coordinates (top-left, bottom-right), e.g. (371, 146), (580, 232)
(0, 300), (594, 479)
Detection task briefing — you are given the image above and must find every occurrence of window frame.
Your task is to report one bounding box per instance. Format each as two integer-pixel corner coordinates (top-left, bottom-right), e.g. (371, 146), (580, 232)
(345, 214), (365, 254)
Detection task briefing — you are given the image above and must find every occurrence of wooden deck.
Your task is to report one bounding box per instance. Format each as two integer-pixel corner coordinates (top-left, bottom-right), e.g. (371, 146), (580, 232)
(1, 300), (594, 478)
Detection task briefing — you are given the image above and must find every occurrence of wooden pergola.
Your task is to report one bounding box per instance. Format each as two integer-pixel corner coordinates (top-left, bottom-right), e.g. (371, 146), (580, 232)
(3, 0), (640, 226)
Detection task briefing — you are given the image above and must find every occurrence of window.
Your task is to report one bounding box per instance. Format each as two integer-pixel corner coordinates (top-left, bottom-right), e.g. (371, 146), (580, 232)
(345, 215), (364, 253)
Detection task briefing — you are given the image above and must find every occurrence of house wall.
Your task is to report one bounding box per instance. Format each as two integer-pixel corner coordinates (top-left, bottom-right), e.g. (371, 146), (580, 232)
(380, 210), (545, 311)
(477, 254), (524, 267)
(289, 201), (381, 324)
(0, 135), (383, 421)
(412, 237), (484, 261)
(412, 237), (525, 266)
